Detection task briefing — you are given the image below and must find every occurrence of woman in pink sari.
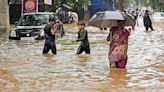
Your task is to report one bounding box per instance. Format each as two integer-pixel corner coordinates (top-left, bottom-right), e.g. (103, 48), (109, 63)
(107, 25), (130, 69)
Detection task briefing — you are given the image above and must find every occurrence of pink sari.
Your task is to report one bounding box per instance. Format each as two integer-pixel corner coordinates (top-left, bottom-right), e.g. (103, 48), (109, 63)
(108, 27), (130, 68)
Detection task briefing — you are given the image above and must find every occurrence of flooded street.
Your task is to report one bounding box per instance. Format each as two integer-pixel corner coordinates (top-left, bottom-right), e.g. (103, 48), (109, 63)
(0, 18), (164, 92)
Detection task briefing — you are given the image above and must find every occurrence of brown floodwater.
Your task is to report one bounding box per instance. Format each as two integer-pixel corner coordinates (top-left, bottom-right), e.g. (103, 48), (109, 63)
(0, 19), (164, 92)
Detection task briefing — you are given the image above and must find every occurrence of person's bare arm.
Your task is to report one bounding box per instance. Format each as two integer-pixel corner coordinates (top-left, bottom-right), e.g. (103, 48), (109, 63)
(50, 24), (61, 35)
(50, 28), (57, 35)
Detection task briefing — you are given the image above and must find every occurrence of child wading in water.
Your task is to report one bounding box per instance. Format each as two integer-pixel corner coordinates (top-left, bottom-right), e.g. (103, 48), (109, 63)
(76, 21), (90, 54)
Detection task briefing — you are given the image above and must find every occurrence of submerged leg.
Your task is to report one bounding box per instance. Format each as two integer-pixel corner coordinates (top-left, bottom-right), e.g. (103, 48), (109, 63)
(84, 45), (90, 54)
(149, 25), (154, 31)
(50, 41), (57, 55)
(145, 27), (149, 31)
(117, 60), (127, 69)
(110, 61), (117, 68)
(76, 45), (84, 54)
(42, 40), (50, 54)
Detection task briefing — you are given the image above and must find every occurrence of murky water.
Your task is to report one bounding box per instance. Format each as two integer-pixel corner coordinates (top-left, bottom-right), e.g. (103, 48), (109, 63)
(0, 19), (164, 92)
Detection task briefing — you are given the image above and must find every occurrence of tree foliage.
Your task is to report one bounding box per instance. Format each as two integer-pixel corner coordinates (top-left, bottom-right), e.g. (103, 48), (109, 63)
(11, 0), (164, 11)
(12, 0), (92, 11)
(55, 0), (92, 12)
(124, 0), (164, 11)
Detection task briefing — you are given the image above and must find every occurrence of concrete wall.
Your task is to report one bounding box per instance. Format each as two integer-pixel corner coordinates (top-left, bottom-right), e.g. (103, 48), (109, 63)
(0, 0), (9, 31)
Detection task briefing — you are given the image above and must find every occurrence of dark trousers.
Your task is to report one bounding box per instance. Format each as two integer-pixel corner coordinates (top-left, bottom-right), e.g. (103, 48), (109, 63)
(145, 25), (154, 31)
(43, 39), (56, 54)
(77, 45), (90, 54)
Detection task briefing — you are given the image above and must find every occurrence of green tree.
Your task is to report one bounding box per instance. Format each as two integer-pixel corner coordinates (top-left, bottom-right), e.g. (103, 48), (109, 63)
(124, 0), (164, 11)
(56, 0), (92, 12)
(12, 0), (92, 11)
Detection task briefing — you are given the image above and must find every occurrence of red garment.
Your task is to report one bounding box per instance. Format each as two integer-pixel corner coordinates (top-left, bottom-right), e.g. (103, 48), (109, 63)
(108, 27), (130, 68)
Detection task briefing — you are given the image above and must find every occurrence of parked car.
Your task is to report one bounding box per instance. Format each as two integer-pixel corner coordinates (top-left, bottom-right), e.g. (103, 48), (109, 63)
(9, 12), (65, 40)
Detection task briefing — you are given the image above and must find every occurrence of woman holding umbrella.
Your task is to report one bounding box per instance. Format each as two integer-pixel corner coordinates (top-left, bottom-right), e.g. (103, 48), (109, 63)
(107, 21), (130, 68)
(107, 13), (134, 69)
(88, 11), (134, 69)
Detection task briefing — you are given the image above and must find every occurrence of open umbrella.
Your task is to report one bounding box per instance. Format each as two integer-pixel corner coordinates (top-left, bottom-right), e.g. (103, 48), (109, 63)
(122, 13), (136, 26)
(88, 11), (124, 28)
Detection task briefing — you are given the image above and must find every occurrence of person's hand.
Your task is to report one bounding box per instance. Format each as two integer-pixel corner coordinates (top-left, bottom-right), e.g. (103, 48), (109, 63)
(76, 39), (79, 42)
(128, 28), (132, 32)
(72, 40), (77, 43)
(50, 29), (55, 35)
(108, 41), (111, 45)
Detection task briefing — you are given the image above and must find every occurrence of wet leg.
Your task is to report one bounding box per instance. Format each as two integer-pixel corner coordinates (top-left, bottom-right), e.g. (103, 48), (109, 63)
(43, 40), (50, 54)
(50, 41), (57, 55)
(150, 25), (154, 31)
(145, 27), (149, 31)
(117, 60), (127, 69)
(76, 45), (84, 54)
(110, 62), (117, 68)
(84, 45), (90, 54)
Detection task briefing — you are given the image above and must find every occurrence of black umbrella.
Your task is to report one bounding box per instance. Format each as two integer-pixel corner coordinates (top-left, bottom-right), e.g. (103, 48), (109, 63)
(122, 13), (136, 26)
(88, 11), (124, 28)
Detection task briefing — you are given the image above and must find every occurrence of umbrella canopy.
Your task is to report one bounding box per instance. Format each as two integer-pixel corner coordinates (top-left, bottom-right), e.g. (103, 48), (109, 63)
(88, 11), (124, 28)
(122, 13), (136, 26)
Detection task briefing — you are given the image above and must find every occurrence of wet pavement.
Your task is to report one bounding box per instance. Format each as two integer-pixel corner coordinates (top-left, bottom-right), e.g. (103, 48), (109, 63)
(0, 18), (164, 92)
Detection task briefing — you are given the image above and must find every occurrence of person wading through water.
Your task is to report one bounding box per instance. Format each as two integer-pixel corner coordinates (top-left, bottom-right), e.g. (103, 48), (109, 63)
(143, 10), (154, 31)
(76, 21), (90, 54)
(42, 17), (61, 55)
(107, 21), (131, 68)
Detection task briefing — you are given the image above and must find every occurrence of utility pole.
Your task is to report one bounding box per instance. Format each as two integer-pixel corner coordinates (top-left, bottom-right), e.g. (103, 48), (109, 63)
(0, 0), (10, 31)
